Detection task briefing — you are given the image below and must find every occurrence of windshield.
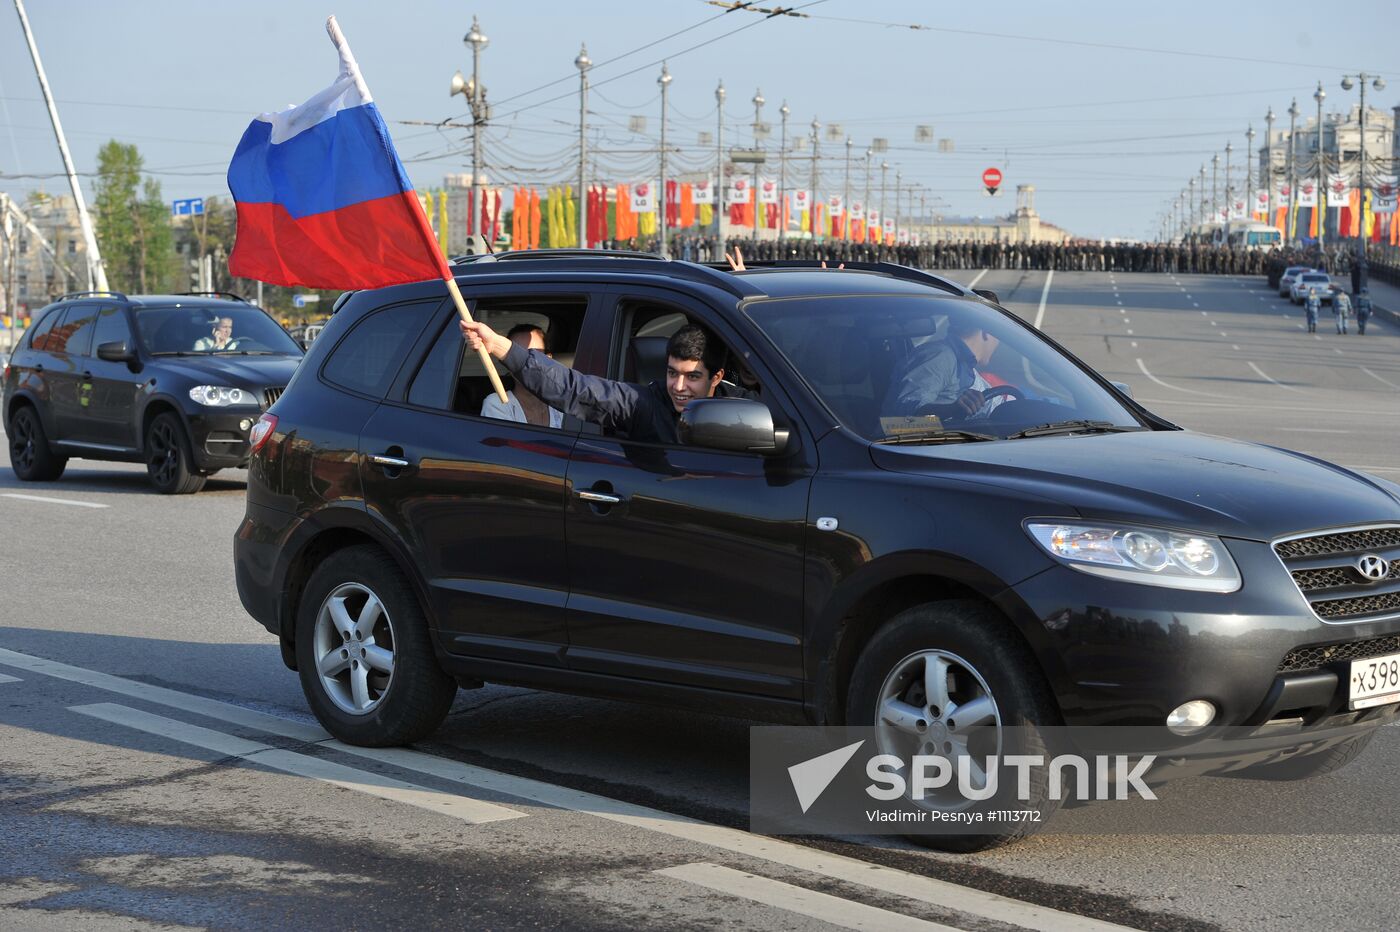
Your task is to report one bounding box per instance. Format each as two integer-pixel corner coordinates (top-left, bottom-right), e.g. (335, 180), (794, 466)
(1301, 275), (1328, 284)
(1247, 231), (1281, 246)
(135, 305), (302, 355)
(745, 293), (1143, 442)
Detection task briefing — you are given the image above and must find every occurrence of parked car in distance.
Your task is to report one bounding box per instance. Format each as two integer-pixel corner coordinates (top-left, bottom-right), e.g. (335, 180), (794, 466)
(1279, 265), (1314, 296)
(235, 254), (1400, 851)
(4, 291), (302, 494)
(1291, 272), (1333, 304)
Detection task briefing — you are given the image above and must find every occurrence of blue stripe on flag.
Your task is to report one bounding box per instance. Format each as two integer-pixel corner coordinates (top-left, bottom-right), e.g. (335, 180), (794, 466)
(227, 102), (413, 219)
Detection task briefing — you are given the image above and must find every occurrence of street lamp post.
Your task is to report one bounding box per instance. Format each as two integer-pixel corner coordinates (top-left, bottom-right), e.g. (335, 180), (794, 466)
(1287, 98), (1299, 242)
(843, 138), (852, 242)
(880, 161), (889, 245)
(714, 80), (725, 242)
(751, 88), (764, 240)
(1245, 126), (1255, 222)
(575, 45), (590, 249)
(863, 148), (872, 243)
(810, 117), (821, 240)
(778, 101), (790, 243)
(465, 17), (488, 240)
(1210, 152), (1219, 229)
(658, 63), (672, 257)
(895, 169), (902, 245)
(1198, 165), (1206, 228)
(1263, 109), (1274, 218)
(1340, 71), (1387, 261)
(1188, 177), (1196, 231)
(1314, 81), (1326, 247)
(1224, 142), (1232, 239)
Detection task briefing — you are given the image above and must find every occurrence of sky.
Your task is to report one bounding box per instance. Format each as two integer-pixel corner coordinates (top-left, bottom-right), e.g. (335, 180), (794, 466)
(0, 0), (1396, 240)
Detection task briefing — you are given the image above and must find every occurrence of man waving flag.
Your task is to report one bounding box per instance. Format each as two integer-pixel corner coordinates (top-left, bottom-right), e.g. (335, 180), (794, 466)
(227, 16), (505, 401)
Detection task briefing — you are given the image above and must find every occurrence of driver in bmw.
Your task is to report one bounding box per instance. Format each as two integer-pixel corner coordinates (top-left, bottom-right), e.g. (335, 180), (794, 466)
(886, 318), (1004, 419)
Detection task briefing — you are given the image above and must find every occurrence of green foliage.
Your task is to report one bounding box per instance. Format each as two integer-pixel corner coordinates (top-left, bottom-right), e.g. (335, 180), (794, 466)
(93, 141), (178, 293)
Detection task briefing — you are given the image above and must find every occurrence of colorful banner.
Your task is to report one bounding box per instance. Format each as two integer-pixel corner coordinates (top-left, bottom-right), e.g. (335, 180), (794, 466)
(1253, 189), (1269, 215)
(631, 181), (657, 213)
(692, 178), (714, 205)
(848, 200), (865, 221)
(1296, 182), (1317, 208)
(827, 194), (844, 217)
(1228, 198), (1247, 221)
(1326, 173), (1351, 207)
(758, 179), (778, 205)
(791, 189), (810, 213)
(1373, 176), (1398, 214)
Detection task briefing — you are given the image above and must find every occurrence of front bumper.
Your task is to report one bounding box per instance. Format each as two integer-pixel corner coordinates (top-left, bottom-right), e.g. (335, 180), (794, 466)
(187, 408), (261, 469)
(1011, 537), (1400, 735)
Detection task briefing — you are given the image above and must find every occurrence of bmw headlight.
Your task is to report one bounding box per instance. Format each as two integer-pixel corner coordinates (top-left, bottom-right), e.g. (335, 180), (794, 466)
(1026, 521), (1241, 592)
(188, 385), (253, 407)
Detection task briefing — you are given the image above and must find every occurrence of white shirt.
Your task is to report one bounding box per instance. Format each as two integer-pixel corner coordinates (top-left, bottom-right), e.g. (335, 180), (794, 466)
(481, 390), (564, 428)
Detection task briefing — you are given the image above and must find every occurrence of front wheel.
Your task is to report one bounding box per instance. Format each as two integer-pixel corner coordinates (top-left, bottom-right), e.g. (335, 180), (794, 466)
(145, 412), (205, 494)
(845, 600), (1063, 852)
(295, 545), (456, 746)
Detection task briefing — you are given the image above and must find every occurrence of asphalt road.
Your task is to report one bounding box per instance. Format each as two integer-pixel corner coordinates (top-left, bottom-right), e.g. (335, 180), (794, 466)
(1, 271), (1398, 932)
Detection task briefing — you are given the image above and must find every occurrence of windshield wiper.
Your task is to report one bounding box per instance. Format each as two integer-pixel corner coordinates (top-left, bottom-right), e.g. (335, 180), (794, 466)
(1007, 420), (1138, 439)
(149, 351), (201, 357)
(212, 349), (279, 355)
(874, 428), (999, 445)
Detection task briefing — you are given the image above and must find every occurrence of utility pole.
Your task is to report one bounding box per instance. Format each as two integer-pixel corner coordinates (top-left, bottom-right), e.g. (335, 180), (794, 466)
(843, 138), (852, 242)
(778, 101), (789, 243)
(863, 148), (872, 242)
(714, 80), (725, 242)
(1314, 81), (1326, 247)
(895, 169), (902, 244)
(575, 45), (590, 249)
(1224, 142), (1232, 239)
(1286, 99), (1299, 242)
(880, 161), (889, 243)
(1245, 125), (1255, 222)
(1264, 108), (1275, 219)
(659, 63), (672, 257)
(1188, 178), (1196, 231)
(809, 117), (820, 240)
(751, 88), (764, 241)
(1340, 71), (1387, 261)
(1198, 165), (1206, 228)
(13, 0), (106, 291)
(465, 17), (488, 240)
(1210, 152), (1219, 228)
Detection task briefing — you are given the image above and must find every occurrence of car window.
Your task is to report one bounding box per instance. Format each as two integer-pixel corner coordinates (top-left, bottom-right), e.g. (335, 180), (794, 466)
(406, 295), (587, 421)
(91, 306), (133, 350)
(322, 299), (439, 399)
(46, 304), (98, 356)
(135, 305), (301, 355)
(25, 307), (61, 351)
(746, 293), (1141, 441)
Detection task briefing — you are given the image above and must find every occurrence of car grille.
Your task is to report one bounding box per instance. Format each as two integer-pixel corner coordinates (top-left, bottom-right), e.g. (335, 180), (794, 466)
(1274, 524), (1400, 624)
(262, 387), (285, 408)
(1278, 634), (1400, 673)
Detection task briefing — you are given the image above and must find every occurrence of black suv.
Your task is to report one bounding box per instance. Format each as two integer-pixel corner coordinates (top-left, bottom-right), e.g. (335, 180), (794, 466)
(4, 291), (302, 494)
(234, 254), (1400, 847)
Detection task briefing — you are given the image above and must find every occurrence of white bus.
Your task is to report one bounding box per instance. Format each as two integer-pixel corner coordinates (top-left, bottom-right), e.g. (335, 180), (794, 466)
(1225, 222), (1283, 250)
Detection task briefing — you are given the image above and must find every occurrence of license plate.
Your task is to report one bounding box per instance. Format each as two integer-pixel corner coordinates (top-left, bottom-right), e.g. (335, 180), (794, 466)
(1349, 652), (1400, 710)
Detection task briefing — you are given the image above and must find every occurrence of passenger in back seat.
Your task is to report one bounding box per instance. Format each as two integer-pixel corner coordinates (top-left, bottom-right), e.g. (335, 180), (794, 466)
(480, 324), (564, 428)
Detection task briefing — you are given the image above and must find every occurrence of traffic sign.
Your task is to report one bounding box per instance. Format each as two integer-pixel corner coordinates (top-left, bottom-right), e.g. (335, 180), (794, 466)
(292, 294), (321, 308)
(981, 168), (1002, 195)
(171, 197), (204, 216)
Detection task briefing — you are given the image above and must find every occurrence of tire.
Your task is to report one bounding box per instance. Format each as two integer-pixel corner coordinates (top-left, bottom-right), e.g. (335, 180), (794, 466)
(294, 544), (456, 746)
(1224, 732), (1374, 782)
(145, 412), (206, 494)
(845, 600), (1063, 852)
(7, 405), (67, 481)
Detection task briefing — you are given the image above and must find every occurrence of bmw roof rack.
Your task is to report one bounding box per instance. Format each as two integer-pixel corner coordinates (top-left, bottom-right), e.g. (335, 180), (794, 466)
(174, 291), (250, 302)
(698, 260), (966, 296)
(55, 290), (129, 302)
(450, 250), (760, 299)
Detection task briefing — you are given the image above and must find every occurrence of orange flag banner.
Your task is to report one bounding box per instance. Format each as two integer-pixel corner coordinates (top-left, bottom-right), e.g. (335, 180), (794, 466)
(529, 189), (542, 249)
(680, 183), (695, 228)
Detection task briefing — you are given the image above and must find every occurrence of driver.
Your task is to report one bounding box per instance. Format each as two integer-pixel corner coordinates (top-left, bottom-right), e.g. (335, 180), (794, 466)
(194, 317), (233, 351)
(886, 319), (1002, 419)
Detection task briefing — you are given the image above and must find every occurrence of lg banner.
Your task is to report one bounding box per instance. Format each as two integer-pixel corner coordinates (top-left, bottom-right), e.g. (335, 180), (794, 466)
(692, 179), (715, 205)
(630, 181), (657, 213)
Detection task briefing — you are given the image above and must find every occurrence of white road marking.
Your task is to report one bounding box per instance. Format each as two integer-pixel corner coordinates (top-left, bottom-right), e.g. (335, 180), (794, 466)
(1135, 358), (1214, 396)
(0, 493), (108, 509)
(1232, 344), (1241, 351)
(1220, 332), (1229, 337)
(2, 647), (1130, 932)
(656, 863), (960, 932)
(1210, 321), (1217, 327)
(1361, 367), (1400, 391)
(1130, 341), (1138, 348)
(1126, 329), (1134, 335)
(71, 703), (526, 824)
(1246, 362), (1306, 395)
(1033, 270), (1054, 330)
(1333, 348), (1344, 355)
(0, 674), (20, 685)
(1137, 396), (1400, 415)
(966, 269), (988, 288)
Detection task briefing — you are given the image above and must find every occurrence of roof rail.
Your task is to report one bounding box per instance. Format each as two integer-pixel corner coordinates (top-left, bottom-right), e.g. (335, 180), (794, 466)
(56, 290), (129, 302)
(451, 252), (760, 299)
(174, 291), (250, 302)
(699, 260), (966, 296)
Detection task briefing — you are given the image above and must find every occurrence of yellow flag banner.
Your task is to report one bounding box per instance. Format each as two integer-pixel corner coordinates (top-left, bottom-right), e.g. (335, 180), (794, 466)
(438, 190), (449, 254)
(698, 203), (713, 227)
(564, 185), (577, 246)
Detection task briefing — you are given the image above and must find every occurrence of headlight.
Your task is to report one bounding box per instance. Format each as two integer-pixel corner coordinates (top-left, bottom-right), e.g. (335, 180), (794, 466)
(188, 385), (253, 407)
(1025, 521), (1241, 592)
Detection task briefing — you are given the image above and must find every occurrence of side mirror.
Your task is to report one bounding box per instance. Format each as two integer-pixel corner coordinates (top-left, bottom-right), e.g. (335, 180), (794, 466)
(973, 288), (1001, 304)
(96, 340), (135, 363)
(678, 398), (788, 455)
(1109, 380), (1134, 399)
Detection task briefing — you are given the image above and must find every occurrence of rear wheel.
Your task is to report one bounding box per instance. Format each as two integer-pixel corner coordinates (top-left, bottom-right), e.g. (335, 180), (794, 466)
(8, 405), (67, 481)
(295, 545), (456, 746)
(846, 600), (1063, 852)
(145, 412), (205, 494)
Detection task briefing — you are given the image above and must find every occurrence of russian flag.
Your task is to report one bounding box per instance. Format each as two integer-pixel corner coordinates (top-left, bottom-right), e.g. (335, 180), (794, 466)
(227, 18), (450, 290)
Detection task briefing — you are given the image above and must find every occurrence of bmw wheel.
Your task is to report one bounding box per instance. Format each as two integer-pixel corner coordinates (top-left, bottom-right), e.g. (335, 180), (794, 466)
(145, 412), (206, 494)
(8, 405), (67, 481)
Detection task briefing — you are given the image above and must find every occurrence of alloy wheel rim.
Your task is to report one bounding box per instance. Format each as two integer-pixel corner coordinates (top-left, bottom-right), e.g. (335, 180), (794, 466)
(12, 413), (34, 470)
(873, 648), (1003, 810)
(313, 582), (397, 716)
(148, 422), (178, 485)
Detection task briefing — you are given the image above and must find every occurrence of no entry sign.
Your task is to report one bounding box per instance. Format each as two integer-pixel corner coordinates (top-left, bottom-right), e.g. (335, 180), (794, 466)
(982, 167), (1002, 194)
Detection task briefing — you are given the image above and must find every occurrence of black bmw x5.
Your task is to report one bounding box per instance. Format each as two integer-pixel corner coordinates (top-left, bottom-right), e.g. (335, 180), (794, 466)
(4, 291), (302, 494)
(234, 253), (1400, 849)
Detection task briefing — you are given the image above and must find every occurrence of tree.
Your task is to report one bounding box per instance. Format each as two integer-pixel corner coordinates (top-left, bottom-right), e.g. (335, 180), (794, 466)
(93, 141), (176, 292)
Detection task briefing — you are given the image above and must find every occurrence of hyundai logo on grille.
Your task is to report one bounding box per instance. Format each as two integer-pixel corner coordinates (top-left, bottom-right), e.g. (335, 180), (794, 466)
(1356, 554), (1391, 581)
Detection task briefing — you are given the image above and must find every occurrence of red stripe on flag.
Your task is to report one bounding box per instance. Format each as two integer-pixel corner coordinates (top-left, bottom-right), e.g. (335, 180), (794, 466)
(230, 192), (451, 290)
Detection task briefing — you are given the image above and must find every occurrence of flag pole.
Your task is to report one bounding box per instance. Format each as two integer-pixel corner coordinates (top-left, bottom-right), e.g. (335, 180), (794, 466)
(325, 16), (507, 404)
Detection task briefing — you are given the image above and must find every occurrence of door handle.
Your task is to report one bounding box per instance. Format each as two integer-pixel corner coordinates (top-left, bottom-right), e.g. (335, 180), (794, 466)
(576, 490), (622, 505)
(369, 454), (411, 468)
